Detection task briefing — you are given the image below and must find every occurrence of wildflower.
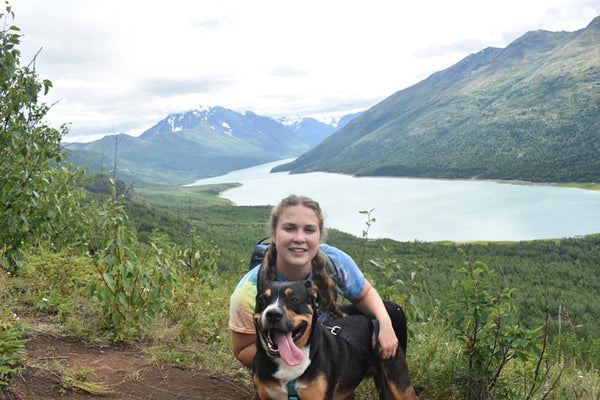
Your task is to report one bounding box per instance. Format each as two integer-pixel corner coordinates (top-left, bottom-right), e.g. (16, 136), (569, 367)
(190, 277), (196, 283)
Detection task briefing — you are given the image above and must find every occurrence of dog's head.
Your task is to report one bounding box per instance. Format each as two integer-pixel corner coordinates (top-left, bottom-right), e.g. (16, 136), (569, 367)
(254, 280), (317, 366)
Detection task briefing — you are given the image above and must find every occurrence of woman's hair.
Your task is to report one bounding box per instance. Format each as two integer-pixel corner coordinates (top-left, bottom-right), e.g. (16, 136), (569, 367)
(263, 194), (343, 318)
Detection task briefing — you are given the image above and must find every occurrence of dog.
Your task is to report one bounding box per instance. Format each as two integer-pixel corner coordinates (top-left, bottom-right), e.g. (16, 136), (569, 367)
(253, 280), (419, 399)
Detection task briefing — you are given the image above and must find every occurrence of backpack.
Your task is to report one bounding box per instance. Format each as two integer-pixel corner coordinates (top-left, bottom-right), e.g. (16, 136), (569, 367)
(249, 237), (342, 294)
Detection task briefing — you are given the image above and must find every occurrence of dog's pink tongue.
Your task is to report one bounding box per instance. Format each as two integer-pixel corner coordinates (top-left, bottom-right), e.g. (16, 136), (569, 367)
(275, 331), (304, 366)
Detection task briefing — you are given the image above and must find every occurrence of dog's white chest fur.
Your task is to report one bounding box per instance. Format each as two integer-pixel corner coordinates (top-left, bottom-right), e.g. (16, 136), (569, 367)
(273, 345), (311, 382)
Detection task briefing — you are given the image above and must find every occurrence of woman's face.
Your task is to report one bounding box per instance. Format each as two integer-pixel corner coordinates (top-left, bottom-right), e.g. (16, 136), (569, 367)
(272, 205), (321, 272)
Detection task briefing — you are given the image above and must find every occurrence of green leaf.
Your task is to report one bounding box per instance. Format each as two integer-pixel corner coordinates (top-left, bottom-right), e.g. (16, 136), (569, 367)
(102, 272), (115, 292)
(42, 79), (52, 95)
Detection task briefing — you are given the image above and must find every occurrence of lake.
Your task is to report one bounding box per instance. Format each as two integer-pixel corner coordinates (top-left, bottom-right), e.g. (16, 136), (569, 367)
(187, 159), (600, 242)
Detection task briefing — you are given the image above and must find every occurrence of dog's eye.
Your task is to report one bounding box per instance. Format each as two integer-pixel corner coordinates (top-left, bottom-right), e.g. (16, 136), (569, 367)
(257, 295), (266, 306)
(289, 295), (300, 303)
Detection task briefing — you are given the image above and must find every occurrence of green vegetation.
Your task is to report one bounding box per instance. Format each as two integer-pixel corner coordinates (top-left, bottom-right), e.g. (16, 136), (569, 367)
(5, 181), (600, 397)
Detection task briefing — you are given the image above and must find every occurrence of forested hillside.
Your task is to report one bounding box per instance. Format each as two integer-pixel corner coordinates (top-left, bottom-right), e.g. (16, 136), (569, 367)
(276, 16), (600, 183)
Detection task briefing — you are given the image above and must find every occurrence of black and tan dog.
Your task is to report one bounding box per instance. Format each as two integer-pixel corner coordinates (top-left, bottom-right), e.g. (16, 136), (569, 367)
(253, 280), (418, 399)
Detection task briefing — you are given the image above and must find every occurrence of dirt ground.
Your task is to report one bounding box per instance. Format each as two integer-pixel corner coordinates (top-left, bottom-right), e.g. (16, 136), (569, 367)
(1, 334), (254, 400)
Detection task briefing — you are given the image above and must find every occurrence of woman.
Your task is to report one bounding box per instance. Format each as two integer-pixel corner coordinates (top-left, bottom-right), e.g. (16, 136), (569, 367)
(229, 194), (400, 368)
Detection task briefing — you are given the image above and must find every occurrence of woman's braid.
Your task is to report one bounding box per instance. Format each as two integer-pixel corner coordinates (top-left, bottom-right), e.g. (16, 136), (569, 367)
(263, 244), (278, 281)
(312, 252), (344, 318)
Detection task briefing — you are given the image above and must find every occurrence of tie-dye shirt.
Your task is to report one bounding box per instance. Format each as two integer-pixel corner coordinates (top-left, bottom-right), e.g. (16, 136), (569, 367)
(229, 243), (366, 334)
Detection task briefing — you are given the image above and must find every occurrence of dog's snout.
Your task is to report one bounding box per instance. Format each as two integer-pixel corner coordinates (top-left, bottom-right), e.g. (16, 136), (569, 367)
(266, 309), (282, 324)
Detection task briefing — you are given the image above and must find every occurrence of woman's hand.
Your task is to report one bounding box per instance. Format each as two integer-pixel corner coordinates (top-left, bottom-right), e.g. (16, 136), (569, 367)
(354, 280), (399, 359)
(376, 319), (398, 359)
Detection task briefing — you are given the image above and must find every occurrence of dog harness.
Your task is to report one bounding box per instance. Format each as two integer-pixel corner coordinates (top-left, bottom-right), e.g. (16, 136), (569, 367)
(321, 318), (391, 397)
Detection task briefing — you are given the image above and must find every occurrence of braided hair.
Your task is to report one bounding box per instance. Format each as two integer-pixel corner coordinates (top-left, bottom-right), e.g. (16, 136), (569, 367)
(263, 195), (344, 319)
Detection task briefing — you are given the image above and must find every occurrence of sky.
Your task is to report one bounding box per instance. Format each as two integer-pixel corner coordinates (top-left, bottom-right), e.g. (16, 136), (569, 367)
(8, 0), (600, 142)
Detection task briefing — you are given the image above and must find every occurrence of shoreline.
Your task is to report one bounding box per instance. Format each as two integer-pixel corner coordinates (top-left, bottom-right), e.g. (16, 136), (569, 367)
(355, 174), (600, 191)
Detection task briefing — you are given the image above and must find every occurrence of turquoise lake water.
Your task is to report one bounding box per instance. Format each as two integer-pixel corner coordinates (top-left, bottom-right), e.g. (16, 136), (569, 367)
(188, 160), (600, 242)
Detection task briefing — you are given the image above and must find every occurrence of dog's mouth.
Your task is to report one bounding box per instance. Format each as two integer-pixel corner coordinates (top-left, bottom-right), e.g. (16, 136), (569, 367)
(259, 322), (307, 366)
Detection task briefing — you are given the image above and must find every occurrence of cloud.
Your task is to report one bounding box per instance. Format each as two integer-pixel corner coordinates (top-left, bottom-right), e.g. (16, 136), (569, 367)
(138, 78), (232, 97)
(268, 67), (311, 78)
(189, 18), (233, 30)
(8, 0), (600, 141)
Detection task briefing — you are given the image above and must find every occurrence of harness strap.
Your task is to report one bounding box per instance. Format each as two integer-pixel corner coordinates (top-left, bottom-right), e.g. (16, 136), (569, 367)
(321, 320), (377, 357)
(286, 380), (299, 399)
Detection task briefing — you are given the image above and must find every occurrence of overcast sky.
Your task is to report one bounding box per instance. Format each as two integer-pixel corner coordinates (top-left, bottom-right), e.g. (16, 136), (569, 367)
(9, 0), (600, 142)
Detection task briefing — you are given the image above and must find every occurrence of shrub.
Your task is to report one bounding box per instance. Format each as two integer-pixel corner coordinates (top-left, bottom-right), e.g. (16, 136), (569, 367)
(445, 250), (561, 399)
(0, 313), (28, 387)
(88, 183), (178, 340)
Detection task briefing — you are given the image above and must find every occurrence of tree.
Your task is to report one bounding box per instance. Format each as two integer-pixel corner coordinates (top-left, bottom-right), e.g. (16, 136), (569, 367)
(0, 3), (88, 269)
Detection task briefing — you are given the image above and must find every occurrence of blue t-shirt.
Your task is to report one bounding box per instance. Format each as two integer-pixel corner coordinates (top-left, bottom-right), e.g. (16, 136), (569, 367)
(229, 243), (365, 334)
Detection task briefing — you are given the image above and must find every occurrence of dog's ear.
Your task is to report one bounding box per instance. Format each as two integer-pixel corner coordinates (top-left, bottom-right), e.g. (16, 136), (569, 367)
(305, 280), (319, 303)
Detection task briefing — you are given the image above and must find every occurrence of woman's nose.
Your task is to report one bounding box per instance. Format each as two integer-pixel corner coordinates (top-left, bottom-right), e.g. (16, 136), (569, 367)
(292, 231), (305, 242)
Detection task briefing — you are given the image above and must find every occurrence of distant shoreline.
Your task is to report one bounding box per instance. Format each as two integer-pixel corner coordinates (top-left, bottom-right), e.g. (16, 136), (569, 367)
(354, 173), (600, 191)
(483, 179), (600, 191)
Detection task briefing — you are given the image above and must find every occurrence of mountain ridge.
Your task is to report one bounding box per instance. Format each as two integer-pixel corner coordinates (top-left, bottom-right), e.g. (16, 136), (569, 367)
(274, 16), (600, 183)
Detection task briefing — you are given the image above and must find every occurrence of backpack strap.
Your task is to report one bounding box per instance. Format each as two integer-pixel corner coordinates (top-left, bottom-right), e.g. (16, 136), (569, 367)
(249, 237), (270, 270)
(320, 248), (343, 296)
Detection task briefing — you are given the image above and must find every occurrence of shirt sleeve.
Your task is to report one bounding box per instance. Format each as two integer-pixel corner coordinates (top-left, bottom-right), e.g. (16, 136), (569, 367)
(229, 266), (259, 334)
(320, 243), (365, 301)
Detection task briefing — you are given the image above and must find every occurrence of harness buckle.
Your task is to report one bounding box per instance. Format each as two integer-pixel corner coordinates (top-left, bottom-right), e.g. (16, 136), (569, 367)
(329, 325), (341, 336)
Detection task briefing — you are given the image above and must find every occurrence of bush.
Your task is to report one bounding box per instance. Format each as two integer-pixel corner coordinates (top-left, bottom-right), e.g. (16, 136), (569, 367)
(444, 250), (561, 399)
(88, 183), (179, 340)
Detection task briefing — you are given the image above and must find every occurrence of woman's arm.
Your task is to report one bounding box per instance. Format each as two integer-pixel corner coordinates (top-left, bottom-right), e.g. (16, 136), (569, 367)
(232, 331), (257, 368)
(353, 280), (399, 359)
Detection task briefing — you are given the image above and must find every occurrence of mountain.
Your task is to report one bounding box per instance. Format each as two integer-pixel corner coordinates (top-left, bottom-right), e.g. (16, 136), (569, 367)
(65, 107), (357, 187)
(279, 111), (363, 147)
(274, 16), (600, 183)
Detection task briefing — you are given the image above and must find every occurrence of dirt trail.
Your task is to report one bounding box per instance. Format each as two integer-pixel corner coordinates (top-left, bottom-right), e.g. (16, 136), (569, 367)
(1, 335), (253, 400)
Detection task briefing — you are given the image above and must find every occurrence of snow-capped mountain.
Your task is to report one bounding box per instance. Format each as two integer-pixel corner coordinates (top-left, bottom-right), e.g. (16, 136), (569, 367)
(65, 106), (360, 186)
(140, 106), (350, 145)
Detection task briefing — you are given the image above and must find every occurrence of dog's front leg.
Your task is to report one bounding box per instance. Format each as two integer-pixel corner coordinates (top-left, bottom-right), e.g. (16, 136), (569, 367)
(296, 375), (329, 399)
(254, 377), (289, 400)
